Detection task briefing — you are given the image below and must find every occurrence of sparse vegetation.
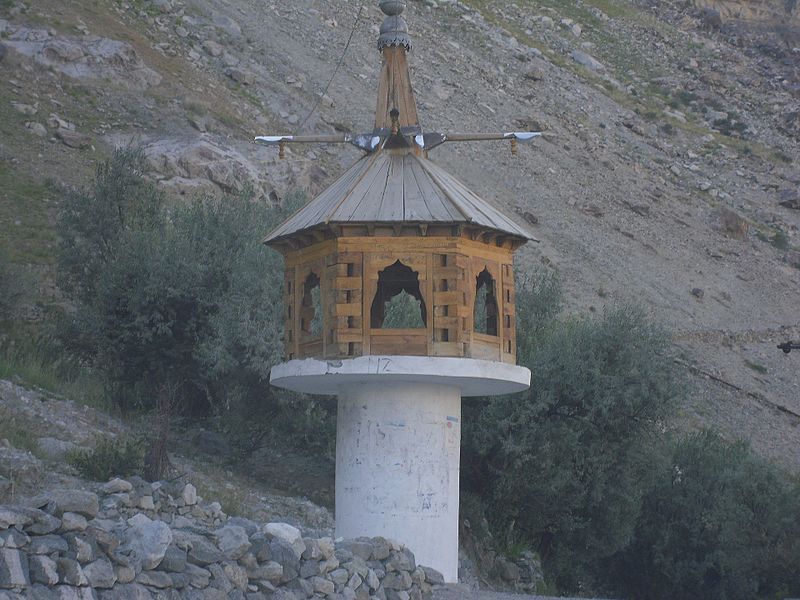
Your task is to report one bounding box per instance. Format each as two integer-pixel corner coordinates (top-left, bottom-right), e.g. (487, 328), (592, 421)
(67, 435), (145, 481)
(744, 359), (768, 374)
(0, 407), (40, 456)
(0, 162), (56, 265)
(770, 228), (791, 251)
(0, 334), (107, 410)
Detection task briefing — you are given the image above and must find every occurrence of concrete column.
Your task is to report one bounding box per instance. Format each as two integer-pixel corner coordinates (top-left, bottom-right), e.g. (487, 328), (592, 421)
(335, 381), (461, 582)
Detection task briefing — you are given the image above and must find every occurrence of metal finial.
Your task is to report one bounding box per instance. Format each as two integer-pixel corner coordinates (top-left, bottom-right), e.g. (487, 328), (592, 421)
(378, 15), (411, 51)
(379, 0), (405, 16)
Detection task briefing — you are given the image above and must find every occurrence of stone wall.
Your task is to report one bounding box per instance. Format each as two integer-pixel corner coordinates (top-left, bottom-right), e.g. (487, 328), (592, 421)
(0, 477), (443, 600)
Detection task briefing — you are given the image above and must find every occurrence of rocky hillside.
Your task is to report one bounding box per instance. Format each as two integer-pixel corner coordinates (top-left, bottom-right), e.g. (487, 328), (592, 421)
(1, 0), (798, 473)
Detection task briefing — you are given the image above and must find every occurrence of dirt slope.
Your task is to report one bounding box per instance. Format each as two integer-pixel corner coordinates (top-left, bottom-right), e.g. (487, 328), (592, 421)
(1, 0), (798, 467)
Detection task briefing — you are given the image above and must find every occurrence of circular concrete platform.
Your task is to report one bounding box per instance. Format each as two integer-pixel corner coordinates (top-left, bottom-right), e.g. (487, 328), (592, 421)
(269, 355), (531, 397)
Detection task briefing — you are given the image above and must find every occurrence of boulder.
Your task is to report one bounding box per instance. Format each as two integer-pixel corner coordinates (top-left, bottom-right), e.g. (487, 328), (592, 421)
(779, 189), (800, 210)
(180, 484), (197, 506)
(183, 564), (211, 588)
(702, 8), (723, 29)
(134, 570), (172, 588)
(214, 525), (251, 560)
(98, 583), (153, 600)
(178, 532), (222, 566)
(263, 524), (305, 560)
(716, 207), (749, 240)
(23, 508), (61, 535)
(41, 490), (99, 519)
(310, 576), (334, 595)
(29, 555), (59, 586)
(28, 535), (69, 555)
(56, 558), (88, 586)
(0, 548), (30, 588)
(101, 479), (133, 495)
(226, 68), (254, 85)
(571, 50), (604, 72)
(122, 518), (172, 570)
(0, 510), (21, 533)
(492, 557), (520, 582)
(0, 529), (28, 549)
(65, 533), (94, 563)
(419, 566), (444, 585)
(156, 545), (187, 573)
(61, 512), (89, 533)
(223, 562), (248, 592)
(56, 129), (92, 149)
(83, 559), (117, 588)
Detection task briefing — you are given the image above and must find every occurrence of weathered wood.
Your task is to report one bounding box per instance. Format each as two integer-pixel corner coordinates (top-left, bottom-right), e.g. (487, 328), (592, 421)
(432, 342), (465, 357)
(333, 303), (362, 317)
(370, 334), (427, 356)
(284, 240), (337, 267)
(433, 291), (465, 305)
(375, 47), (419, 131)
(264, 151), (534, 246)
(335, 276), (362, 289)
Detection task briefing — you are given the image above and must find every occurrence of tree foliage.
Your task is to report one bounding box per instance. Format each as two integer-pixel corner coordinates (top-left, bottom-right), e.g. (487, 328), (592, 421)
(610, 430), (800, 600)
(464, 292), (680, 589)
(57, 148), (292, 414)
(463, 273), (800, 597)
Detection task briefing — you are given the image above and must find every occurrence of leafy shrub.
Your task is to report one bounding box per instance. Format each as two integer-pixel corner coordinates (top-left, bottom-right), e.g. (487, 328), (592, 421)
(771, 228), (790, 251)
(67, 436), (144, 481)
(609, 430), (800, 600)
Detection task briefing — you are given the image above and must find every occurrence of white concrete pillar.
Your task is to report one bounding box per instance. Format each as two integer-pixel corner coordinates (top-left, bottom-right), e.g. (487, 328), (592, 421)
(335, 381), (462, 582)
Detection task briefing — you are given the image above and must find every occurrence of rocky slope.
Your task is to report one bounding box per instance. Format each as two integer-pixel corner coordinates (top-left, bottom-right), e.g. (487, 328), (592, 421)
(0, 378), (545, 596)
(1, 0), (798, 473)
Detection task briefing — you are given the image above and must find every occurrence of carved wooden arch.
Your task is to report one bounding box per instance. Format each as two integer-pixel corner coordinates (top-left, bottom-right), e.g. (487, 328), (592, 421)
(474, 267), (499, 337)
(370, 259), (428, 329)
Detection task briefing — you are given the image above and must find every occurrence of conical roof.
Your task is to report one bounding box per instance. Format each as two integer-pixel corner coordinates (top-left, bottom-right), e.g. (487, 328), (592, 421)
(264, 0), (536, 247)
(264, 150), (536, 243)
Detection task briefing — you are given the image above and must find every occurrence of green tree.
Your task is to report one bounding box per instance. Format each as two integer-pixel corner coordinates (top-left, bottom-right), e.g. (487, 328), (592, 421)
(57, 148), (163, 307)
(610, 430), (800, 600)
(463, 276), (681, 590)
(57, 149), (292, 415)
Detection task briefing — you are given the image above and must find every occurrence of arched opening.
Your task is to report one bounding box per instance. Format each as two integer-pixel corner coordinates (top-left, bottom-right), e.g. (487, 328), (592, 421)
(474, 268), (498, 336)
(300, 272), (322, 337)
(371, 260), (426, 329)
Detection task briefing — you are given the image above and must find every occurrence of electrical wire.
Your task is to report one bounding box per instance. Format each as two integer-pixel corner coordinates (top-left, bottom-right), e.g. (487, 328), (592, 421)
(294, 1), (367, 134)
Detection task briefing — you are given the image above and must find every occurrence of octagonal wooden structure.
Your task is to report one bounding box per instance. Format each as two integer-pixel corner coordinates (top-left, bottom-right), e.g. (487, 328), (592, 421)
(273, 229), (523, 363)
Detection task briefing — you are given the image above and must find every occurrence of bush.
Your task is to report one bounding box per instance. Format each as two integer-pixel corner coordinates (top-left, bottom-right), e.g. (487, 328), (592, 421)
(463, 276), (681, 590)
(67, 436), (144, 481)
(610, 430), (800, 600)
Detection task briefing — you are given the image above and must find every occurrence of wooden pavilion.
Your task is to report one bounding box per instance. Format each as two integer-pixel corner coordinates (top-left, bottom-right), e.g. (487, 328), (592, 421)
(263, 0), (536, 366)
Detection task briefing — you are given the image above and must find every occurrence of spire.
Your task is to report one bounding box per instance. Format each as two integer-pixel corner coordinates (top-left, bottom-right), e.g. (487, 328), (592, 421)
(375, 0), (419, 135)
